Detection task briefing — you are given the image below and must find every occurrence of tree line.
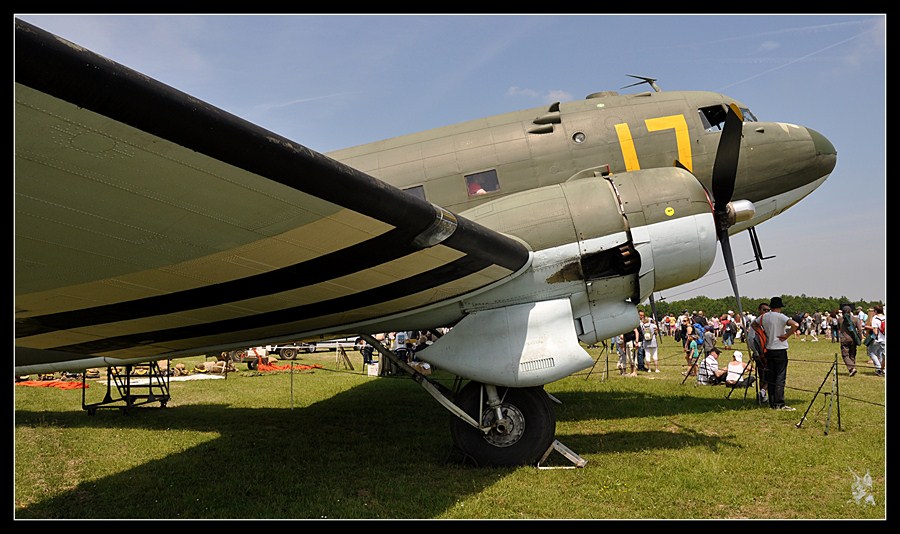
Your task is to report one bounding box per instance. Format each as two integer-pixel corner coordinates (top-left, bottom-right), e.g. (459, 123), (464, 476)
(639, 294), (885, 321)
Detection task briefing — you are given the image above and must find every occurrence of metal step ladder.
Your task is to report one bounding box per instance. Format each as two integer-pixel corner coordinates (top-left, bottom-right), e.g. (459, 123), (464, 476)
(82, 360), (171, 415)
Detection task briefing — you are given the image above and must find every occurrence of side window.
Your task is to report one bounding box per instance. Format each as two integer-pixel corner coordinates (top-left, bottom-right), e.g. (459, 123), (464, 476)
(465, 169), (500, 197)
(403, 185), (426, 201)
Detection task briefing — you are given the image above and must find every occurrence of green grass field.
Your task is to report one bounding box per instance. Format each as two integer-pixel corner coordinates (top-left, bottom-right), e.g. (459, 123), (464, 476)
(14, 336), (886, 520)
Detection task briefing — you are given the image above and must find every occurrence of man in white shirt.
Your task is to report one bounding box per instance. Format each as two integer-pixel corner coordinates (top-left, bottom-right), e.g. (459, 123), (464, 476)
(752, 296), (800, 410)
(697, 347), (726, 385)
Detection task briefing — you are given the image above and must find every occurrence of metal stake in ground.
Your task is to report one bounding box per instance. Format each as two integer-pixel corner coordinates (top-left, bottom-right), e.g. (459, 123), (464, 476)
(796, 353), (842, 434)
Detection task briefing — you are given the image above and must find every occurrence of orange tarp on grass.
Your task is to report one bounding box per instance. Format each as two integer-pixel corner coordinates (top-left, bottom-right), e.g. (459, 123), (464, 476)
(15, 380), (87, 390)
(258, 362), (322, 372)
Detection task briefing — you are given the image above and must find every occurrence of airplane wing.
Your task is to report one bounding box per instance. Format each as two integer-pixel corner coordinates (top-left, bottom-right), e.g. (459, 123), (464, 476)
(14, 19), (530, 374)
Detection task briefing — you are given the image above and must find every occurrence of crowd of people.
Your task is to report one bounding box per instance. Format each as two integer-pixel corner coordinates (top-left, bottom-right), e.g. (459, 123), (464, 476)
(610, 299), (885, 410)
(613, 308), (760, 378)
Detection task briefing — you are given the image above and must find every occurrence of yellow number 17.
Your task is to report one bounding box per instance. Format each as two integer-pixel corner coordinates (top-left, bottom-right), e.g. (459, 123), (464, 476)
(614, 114), (692, 173)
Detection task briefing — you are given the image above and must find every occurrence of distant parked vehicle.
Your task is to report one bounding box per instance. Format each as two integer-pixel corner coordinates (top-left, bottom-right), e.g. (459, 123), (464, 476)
(224, 337), (363, 368)
(300, 337), (362, 353)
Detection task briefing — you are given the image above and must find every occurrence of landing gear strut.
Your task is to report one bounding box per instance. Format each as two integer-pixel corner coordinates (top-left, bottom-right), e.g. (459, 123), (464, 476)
(357, 333), (559, 467)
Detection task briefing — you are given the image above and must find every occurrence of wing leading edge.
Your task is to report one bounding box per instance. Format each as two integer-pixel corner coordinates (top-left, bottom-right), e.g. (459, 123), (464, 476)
(14, 19), (530, 372)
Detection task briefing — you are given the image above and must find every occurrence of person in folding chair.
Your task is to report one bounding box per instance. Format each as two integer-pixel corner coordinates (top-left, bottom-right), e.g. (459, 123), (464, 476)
(697, 347), (727, 385)
(724, 351), (756, 389)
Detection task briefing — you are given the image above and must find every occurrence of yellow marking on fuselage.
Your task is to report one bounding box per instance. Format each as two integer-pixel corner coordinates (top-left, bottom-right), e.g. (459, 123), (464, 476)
(614, 123), (640, 171)
(615, 114), (693, 173)
(645, 115), (692, 173)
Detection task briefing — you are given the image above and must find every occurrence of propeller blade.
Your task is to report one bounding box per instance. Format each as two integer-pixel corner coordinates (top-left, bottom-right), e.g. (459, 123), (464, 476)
(719, 228), (744, 322)
(711, 103), (744, 213)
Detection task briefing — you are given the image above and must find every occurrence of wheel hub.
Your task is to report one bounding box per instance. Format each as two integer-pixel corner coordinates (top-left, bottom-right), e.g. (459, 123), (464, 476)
(480, 404), (525, 447)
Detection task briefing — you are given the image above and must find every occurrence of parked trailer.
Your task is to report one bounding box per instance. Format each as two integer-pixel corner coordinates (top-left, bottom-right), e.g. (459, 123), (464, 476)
(224, 338), (362, 369)
(299, 337), (362, 354)
(268, 338), (361, 357)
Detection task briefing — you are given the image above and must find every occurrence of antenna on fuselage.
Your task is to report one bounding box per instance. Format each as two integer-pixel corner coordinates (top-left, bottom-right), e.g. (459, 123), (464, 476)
(622, 75), (661, 92)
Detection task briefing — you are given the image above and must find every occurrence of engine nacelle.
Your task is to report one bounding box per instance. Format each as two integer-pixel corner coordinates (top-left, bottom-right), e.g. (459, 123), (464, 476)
(422, 167), (717, 386)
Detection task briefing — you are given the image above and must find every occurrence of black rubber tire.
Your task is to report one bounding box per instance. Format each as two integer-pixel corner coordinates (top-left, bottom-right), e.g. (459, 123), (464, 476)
(247, 359), (258, 371)
(280, 348), (298, 360)
(450, 381), (556, 467)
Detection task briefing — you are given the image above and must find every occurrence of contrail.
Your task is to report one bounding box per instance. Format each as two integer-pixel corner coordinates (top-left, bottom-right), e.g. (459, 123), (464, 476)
(718, 29), (873, 91)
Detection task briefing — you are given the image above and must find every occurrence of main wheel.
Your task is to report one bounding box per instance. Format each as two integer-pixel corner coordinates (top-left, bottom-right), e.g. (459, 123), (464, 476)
(280, 347), (298, 360)
(449, 381), (556, 467)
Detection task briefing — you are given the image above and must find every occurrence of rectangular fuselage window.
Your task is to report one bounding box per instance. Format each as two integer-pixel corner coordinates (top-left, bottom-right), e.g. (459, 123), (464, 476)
(465, 169), (500, 196)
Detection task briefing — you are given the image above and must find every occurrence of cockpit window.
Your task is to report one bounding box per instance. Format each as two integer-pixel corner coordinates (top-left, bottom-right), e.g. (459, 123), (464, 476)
(698, 105), (728, 132)
(699, 104), (758, 132)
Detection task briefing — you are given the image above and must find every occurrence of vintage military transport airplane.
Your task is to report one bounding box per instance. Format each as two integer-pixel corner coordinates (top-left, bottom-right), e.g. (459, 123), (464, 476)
(15, 19), (836, 466)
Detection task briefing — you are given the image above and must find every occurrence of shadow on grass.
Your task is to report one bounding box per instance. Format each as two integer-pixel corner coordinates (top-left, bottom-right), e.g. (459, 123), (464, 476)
(15, 375), (754, 519)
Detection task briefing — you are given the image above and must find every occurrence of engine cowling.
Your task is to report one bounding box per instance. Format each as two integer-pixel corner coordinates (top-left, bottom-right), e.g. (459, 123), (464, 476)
(421, 167), (717, 386)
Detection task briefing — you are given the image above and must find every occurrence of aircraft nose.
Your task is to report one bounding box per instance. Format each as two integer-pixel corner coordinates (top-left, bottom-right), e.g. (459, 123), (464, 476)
(807, 127), (836, 156)
(807, 127), (837, 174)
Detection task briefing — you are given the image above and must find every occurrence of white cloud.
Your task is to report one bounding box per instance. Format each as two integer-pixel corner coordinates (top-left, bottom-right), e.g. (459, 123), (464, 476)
(506, 86), (539, 98)
(545, 89), (572, 103)
(506, 86), (573, 104)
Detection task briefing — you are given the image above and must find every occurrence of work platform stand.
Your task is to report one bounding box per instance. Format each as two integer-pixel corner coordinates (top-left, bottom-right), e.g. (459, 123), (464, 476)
(82, 360), (171, 415)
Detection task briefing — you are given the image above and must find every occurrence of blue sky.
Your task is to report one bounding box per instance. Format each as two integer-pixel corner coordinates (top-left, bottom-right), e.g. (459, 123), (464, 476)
(15, 14), (886, 304)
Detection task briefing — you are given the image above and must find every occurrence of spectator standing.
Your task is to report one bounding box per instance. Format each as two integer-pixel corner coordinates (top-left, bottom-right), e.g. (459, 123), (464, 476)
(865, 305), (886, 377)
(838, 304), (863, 376)
(636, 311), (648, 372)
(642, 316), (660, 373)
(683, 332), (701, 376)
(830, 312), (840, 343)
(622, 326), (640, 377)
(614, 334), (626, 375)
(752, 296), (799, 410)
(677, 313), (691, 352)
(802, 313), (819, 342)
(703, 324), (718, 358)
(722, 311), (736, 349)
(746, 301), (771, 405)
